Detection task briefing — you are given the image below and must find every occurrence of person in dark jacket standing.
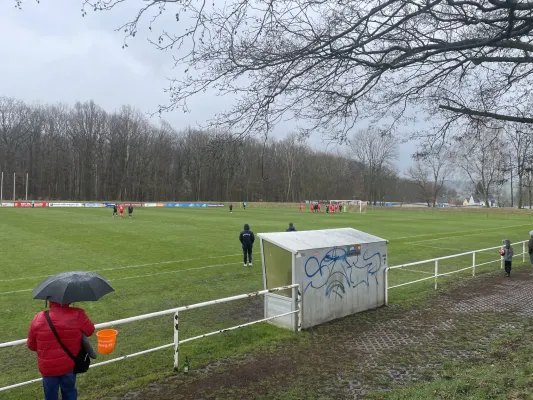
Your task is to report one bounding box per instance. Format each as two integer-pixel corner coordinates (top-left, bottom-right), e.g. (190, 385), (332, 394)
(501, 239), (514, 277)
(239, 223), (255, 266)
(528, 231), (533, 270)
(27, 302), (95, 400)
(286, 222), (296, 232)
(229, 204), (233, 213)
(128, 206), (133, 218)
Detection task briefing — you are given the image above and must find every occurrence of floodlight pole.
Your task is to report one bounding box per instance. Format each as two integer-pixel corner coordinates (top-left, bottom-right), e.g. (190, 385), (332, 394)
(13, 172), (15, 201)
(25, 172), (28, 200)
(0, 171), (3, 201)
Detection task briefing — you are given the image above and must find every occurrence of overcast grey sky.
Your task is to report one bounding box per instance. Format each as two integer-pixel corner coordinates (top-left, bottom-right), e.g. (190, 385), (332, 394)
(0, 0), (416, 171)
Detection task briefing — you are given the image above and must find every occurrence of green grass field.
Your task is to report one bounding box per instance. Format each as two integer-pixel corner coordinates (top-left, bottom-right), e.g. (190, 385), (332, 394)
(0, 206), (531, 399)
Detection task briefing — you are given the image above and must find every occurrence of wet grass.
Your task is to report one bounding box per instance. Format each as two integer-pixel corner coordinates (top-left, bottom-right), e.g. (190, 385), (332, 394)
(0, 206), (531, 398)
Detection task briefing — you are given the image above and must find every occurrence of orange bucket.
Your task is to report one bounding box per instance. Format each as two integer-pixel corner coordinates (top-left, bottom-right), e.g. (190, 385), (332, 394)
(96, 329), (118, 354)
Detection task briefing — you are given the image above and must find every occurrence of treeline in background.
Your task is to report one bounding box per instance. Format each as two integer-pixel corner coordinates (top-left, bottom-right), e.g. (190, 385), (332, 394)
(0, 96), (457, 203)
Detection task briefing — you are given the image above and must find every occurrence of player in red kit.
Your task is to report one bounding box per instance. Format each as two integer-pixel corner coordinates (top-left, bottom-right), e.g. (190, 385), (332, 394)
(299, 203), (302, 212)
(119, 204), (125, 217)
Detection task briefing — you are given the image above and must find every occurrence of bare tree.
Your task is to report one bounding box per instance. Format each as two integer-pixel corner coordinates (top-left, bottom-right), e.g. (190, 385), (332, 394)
(505, 125), (533, 208)
(16, 0), (533, 142)
(408, 142), (453, 207)
(349, 128), (398, 204)
(407, 163), (433, 207)
(452, 122), (508, 208)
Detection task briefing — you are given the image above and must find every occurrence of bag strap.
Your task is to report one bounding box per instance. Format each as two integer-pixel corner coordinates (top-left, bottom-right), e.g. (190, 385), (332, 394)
(45, 311), (76, 361)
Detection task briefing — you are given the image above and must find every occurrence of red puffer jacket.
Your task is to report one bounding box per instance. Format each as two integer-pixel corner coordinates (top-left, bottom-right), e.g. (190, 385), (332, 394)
(27, 302), (95, 377)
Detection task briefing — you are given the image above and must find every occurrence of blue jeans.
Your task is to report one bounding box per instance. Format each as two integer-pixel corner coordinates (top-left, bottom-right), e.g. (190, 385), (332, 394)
(42, 371), (77, 400)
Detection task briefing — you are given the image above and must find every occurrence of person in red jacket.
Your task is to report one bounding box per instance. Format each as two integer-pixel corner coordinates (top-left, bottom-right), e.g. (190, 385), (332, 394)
(118, 204), (125, 217)
(27, 302), (95, 400)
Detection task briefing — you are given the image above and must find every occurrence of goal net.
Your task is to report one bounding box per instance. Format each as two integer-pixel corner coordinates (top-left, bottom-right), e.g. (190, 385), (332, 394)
(329, 200), (367, 213)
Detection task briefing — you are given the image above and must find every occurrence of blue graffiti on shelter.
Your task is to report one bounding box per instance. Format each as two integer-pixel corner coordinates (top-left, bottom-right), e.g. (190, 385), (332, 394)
(304, 247), (381, 299)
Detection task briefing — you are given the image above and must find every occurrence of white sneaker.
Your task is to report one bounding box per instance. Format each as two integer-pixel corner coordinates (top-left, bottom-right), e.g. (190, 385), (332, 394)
(248, 263), (252, 267)
(244, 263), (247, 267)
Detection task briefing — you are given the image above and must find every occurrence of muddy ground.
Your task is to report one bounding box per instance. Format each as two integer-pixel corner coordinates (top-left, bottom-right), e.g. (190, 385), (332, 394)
(116, 267), (533, 400)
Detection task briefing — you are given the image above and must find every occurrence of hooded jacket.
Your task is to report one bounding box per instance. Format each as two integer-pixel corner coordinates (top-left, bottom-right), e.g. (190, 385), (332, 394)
(286, 224), (296, 232)
(27, 302), (95, 377)
(502, 239), (514, 262)
(239, 224), (255, 248)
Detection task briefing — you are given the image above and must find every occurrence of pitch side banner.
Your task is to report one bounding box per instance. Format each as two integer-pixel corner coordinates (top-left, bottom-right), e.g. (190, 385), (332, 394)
(85, 203), (105, 207)
(164, 203), (211, 207)
(208, 204), (224, 207)
(49, 202), (84, 207)
(144, 203), (157, 207)
(1, 202), (14, 207)
(122, 203), (144, 207)
(14, 202), (48, 207)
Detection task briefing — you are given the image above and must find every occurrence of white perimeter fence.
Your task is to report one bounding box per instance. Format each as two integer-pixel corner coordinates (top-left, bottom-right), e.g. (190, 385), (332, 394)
(384, 240), (529, 305)
(0, 240), (530, 393)
(0, 284), (301, 393)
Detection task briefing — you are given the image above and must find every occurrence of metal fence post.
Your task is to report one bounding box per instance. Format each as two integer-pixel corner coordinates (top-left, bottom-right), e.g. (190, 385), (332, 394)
(472, 251), (476, 277)
(524, 242), (527, 264)
(173, 311), (179, 371)
(434, 260), (438, 289)
(500, 254), (504, 269)
(296, 287), (302, 332)
(384, 268), (389, 306)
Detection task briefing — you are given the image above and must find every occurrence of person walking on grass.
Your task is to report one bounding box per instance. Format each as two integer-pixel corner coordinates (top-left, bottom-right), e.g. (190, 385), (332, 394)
(501, 239), (514, 277)
(27, 302), (95, 400)
(239, 223), (255, 267)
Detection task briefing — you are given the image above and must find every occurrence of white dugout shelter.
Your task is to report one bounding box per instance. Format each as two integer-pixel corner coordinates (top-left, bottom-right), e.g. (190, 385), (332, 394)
(259, 228), (388, 330)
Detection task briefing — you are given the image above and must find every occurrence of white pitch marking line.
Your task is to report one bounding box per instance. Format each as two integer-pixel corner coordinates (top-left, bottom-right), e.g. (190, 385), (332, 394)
(408, 223), (532, 244)
(0, 261), (246, 296)
(411, 243), (464, 251)
(0, 253), (242, 283)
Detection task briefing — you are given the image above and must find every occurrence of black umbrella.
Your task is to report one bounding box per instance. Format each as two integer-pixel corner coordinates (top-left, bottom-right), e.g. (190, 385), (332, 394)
(33, 271), (114, 305)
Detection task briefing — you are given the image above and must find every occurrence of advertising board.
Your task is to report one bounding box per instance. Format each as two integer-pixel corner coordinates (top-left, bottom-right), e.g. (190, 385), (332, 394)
(49, 202), (84, 207)
(85, 203), (105, 207)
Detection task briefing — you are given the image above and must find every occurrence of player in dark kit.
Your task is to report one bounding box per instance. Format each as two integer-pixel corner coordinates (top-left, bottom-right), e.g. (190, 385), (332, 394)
(128, 206), (133, 218)
(229, 204), (233, 213)
(239, 223), (255, 267)
(113, 204), (118, 217)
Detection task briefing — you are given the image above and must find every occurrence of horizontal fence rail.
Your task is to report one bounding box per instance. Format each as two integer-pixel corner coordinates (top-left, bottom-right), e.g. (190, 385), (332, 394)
(0, 284), (300, 393)
(385, 240), (529, 305)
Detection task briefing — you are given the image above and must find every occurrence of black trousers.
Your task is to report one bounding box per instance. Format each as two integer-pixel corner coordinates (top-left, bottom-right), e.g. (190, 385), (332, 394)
(505, 261), (512, 274)
(243, 247), (252, 264)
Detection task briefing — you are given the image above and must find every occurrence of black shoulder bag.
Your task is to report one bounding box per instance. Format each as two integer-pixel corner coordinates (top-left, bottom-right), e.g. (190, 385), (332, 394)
(45, 311), (90, 374)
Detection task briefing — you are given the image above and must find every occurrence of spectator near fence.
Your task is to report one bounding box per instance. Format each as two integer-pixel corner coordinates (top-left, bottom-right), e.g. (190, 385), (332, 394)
(27, 302), (95, 400)
(528, 231), (533, 271)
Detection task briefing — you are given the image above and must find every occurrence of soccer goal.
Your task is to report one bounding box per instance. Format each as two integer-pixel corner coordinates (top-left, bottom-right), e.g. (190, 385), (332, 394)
(329, 200), (367, 213)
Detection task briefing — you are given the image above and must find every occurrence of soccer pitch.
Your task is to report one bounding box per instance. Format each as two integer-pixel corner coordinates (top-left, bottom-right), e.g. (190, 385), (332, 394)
(0, 206), (531, 399)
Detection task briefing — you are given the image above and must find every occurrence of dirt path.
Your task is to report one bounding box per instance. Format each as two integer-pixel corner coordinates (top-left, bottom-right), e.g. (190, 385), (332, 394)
(118, 267), (533, 400)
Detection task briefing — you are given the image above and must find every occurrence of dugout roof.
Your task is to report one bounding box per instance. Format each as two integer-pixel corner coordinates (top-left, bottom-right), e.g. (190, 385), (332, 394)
(258, 228), (388, 254)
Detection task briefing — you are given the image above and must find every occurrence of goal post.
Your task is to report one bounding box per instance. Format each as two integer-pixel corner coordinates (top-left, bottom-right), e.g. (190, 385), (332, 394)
(329, 200), (367, 213)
